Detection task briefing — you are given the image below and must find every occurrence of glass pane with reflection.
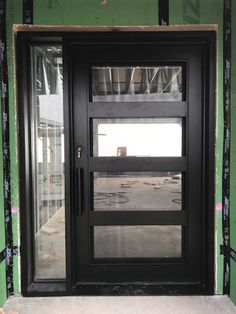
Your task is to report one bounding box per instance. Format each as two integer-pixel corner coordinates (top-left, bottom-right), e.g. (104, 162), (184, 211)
(93, 118), (182, 157)
(94, 226), (182, 259)
(92, 66), (182, 102)
(93, 172), (182, 211)
(31, 45), (65, 279)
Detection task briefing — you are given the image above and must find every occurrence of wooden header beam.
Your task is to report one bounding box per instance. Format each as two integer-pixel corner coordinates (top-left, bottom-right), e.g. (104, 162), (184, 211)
(13, 24), (217, 33)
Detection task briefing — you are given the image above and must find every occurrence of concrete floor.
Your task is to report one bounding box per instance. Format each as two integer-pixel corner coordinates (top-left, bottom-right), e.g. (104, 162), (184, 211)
(2, 296), (236, 314)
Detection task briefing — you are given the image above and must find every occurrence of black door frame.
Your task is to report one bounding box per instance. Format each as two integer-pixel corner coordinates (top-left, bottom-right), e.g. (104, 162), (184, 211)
(16, 29), (216, 296)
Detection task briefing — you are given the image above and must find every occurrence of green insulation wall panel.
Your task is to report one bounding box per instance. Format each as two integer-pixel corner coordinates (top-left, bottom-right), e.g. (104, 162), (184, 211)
(169, 0), (224, 294)
(230, 0), (236, 305)
(34, 0), (158, 25)
(0, 261), (7, 308)
(5, 0), (22, 295)
(0, 107), (4, 254)
(0, 98), (6, 308)
(231, 262), (236, 304)
(0, 95), (7, 308)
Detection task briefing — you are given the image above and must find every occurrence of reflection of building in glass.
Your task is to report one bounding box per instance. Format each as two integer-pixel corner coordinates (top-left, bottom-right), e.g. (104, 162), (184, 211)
(92, 66), (182, 102)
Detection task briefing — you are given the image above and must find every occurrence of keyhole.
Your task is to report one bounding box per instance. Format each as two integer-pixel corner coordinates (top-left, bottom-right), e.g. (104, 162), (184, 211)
(77, 145), (83, 159)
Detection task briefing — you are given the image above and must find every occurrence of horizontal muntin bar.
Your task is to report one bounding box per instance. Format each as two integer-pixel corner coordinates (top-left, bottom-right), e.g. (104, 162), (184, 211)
(89, 211), (187, 226)
(88, 102), (187, 118)
(89, 157), (187, 172)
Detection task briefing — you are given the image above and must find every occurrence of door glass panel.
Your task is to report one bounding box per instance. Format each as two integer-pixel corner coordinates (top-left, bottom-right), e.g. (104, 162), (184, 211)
(92, 66), (182, 102)
(94, 226), (182, 258)
(93, 172), (182, 211)
(93, 118), (182, 157)
(31, 45), (65, 279)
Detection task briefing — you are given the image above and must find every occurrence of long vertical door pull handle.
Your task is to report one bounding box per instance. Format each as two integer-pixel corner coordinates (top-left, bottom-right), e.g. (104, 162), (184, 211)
(76, 168), (83, 216)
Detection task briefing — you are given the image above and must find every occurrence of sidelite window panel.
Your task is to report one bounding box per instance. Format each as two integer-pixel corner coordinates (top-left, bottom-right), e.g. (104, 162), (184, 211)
(93, 172), (182, 211)
(93, 118), (182, 157)
(92, 66), (182, 102)
(31, 45), (65, 279)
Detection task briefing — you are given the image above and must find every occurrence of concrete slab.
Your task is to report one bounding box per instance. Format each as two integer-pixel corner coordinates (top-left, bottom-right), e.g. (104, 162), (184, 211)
(2, 296), (236, 314)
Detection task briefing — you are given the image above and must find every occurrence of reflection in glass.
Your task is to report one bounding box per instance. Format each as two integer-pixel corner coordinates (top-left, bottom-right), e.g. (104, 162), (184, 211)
(94, 226), (182, 258)
(93, 118), (182, 157)
(92, 66), (182, 102)
(31, 45), (65, 279)
(93, 172), (182, 211)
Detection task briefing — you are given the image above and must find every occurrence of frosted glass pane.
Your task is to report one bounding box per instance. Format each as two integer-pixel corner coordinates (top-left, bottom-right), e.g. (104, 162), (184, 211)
(94, 226), (182, 258)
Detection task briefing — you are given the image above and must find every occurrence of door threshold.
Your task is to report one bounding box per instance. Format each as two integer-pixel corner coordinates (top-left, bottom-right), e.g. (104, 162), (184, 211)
(75, 283), (209, 296)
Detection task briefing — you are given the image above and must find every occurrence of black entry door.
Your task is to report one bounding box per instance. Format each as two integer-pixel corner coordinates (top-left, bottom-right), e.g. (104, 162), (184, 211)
(70, 38), (208, 293)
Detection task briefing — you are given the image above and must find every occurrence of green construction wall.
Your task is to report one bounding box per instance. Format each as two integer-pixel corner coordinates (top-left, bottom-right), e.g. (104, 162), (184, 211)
(1, 0), (236, 306)
(0, 0), (22, 308)
(0, 100), (7, 308)
(33, 0), (159, 25)
(6, 0), (22, 298)
(169, 0), (224, 294)
(230, 0), (236, 305)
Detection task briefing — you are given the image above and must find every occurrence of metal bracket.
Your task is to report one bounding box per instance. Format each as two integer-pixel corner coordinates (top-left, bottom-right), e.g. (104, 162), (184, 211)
(230, 248), (236, 262)
(0, 248), (6, 263)
(220, 244), (230, 256)
(23, 0), (33, 24)
(220, 245), (236, 262)
(158, 0), (169, 26)
(0, 246), (20, 264)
